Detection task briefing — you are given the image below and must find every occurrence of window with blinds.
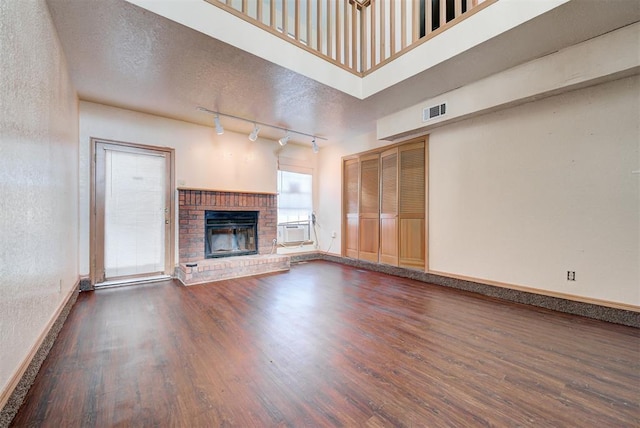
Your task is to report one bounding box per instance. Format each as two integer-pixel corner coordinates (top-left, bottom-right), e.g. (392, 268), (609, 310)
(277, 170), (313, 224)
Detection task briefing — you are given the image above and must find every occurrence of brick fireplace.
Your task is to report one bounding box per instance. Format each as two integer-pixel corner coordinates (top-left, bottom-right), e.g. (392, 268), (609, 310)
(176, 189), (289, 285)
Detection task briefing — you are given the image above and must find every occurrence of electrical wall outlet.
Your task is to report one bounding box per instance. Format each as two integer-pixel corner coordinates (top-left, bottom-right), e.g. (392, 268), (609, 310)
(567, 271), (576, 281)
(331, 231), (336, 238)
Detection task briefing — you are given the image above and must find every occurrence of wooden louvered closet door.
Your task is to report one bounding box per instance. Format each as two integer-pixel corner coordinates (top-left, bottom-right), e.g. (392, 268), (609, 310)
(343, 158), (359, 259)
(358, 153), (380, 262)
(399, 142), (426, 269)
(380, 148), (399, 266)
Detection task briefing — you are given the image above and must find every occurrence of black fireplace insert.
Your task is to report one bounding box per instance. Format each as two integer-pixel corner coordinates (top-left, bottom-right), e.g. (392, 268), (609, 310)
(204, 211), (258, 258)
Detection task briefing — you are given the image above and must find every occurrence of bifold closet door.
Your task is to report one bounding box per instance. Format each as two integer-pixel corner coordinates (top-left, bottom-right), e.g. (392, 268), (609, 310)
(399, 142), (426, 269)
(343, 158), (359, 259)
(358, 153), (380, 262)
(379, 148), (399, 266)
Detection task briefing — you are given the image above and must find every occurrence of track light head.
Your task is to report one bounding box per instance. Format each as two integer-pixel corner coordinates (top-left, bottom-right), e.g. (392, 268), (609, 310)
(214, 115), (224, 135)
(198, 107), (327, 147)
(278, 133), (290, 146)
(248, 124), (260, 141)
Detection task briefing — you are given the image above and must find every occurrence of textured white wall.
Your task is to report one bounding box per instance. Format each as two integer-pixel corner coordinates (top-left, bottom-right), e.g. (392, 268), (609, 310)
(0, 0), (79, 401)
(79, 102), (314, 274)
(428, 76), (639, 306)
(318, 78), (639, 307)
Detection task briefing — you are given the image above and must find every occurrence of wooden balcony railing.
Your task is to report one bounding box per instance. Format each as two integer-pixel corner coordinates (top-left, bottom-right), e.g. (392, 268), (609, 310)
(205, 0), (496, 76)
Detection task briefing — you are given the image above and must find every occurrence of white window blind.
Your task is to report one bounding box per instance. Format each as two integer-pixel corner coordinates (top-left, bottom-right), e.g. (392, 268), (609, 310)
(104, 149), (166, 278)
(277, 170), (312, 224)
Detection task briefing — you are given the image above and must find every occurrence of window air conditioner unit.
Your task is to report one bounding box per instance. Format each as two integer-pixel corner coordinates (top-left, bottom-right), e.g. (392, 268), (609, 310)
(278, 225), (309, 243)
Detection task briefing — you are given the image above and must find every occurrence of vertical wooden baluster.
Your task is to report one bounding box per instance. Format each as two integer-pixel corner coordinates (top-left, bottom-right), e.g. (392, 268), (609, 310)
(270, 0), (276, 29)
(360, 4), (367, 72)
(425, 0), (432, 34)
(439, 0), (446, 27)
(455, 0), (462, 18)
(282, 0), (288, 35)
(242, 0), (247, 14)
(371, 0), (376, 66)
(351, 0), (357, 71)
(257, 0), (263, 24)
(344, 0), (349, 68)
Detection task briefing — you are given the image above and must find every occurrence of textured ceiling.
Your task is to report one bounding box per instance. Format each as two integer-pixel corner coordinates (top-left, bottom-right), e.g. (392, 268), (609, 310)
(46, 0), (639, 146)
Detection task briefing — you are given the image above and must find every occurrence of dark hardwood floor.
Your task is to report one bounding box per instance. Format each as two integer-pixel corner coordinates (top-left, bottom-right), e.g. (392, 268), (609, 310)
(11, 261), (640, 427)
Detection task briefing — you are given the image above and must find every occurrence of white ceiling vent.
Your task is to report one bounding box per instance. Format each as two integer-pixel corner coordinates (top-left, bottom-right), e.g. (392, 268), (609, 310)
(422, 103), (447, 122)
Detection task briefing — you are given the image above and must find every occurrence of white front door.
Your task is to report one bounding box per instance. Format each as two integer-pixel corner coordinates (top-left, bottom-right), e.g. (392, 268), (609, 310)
(93, 140), (174, 284)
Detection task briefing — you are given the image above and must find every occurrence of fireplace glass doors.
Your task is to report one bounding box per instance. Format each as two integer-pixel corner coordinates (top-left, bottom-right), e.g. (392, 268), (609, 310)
(204, 211), (258, 258)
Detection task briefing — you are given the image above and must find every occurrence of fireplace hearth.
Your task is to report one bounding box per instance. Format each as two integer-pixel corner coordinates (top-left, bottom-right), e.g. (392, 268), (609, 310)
(204, 210), (258, 258)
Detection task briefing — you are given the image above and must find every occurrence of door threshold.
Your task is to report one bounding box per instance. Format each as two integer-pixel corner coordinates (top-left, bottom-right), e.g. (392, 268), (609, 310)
(95, 275), (172, 289)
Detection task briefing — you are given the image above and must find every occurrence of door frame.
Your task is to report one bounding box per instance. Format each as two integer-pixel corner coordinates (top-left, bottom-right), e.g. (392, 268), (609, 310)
(90, 138), (175, 285)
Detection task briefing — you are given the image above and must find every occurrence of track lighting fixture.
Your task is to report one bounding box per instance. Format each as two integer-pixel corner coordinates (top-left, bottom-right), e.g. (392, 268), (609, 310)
(214, 115), (224, 135)
(197, 107), (327, 152)
(248, 124), (260, 141)
(278, 133), (290, 146)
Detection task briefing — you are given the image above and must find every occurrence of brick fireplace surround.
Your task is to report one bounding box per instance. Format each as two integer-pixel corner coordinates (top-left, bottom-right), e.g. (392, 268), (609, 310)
(176, 189), (289, 285)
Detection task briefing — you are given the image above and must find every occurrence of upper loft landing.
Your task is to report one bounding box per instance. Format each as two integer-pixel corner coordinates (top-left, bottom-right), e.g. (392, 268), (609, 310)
(125, 0), (575, 100)
(206, 0), (496, 76)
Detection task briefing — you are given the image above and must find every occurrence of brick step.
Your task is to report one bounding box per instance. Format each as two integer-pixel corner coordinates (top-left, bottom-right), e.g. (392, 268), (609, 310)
(176, 254), (290, 286)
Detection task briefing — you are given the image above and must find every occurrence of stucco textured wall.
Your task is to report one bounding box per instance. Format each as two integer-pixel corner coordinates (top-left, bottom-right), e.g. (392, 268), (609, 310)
(320, 75), (639, 307)
(428, 76), (639, 307)
(0, 0), (79, 401)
